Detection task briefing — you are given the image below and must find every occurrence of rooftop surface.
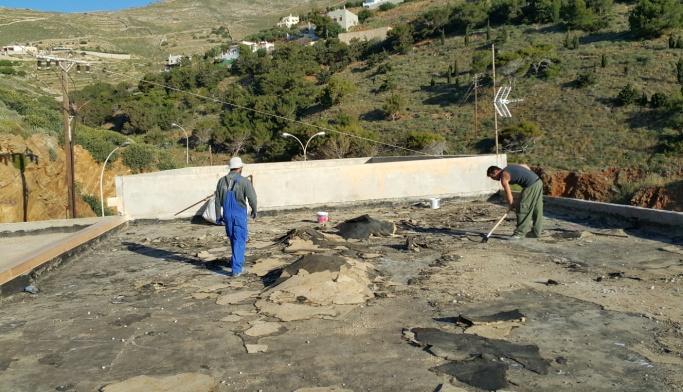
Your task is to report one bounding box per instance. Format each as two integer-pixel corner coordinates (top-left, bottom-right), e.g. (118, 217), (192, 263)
(0, 201), (682, 391)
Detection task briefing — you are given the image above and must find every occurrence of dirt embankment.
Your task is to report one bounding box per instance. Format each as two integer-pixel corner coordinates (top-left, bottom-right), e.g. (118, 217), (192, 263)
(534, 167), (683, 212)
(0, 134), (131, 223)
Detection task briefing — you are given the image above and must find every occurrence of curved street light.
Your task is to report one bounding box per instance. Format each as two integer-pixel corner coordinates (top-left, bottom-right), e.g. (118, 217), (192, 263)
(171, 122), (189, 166)
(282, 131), (326, 161)
(99, 141), (131, 217)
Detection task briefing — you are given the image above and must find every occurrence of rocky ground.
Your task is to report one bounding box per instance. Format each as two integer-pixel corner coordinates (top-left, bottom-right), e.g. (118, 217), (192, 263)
(0, 200), (682, 391)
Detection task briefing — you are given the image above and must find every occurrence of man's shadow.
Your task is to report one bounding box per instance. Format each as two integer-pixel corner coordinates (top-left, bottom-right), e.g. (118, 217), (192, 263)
(123, 242), (232, 276)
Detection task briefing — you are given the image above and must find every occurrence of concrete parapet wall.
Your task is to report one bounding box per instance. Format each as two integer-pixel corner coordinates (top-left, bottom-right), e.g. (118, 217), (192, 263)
(545, 196), (683, 228)
(114, 155), (506, 220)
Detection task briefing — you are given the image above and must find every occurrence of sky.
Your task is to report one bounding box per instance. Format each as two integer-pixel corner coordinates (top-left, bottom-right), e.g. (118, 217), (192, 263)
(0, 0), (157, 12)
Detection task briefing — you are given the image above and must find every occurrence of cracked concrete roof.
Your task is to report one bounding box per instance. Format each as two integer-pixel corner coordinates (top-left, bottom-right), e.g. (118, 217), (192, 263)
(0, 201), (682, 391)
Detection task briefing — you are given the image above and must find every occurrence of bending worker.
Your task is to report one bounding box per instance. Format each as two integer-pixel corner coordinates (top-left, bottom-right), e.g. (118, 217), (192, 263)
(214, 157), (257, 277)
(486, 164), (543, 240)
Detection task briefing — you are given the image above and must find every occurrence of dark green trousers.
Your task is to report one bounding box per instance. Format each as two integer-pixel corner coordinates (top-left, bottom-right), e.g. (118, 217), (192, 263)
(514, 180), (543, 237)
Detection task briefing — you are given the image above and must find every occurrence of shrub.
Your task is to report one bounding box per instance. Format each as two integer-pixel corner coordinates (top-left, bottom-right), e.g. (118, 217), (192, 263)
(386, 24), (414, 54)
(379, 2), (397, 11)
(406, 131), (445, 152)
(575, 72), (597, 87)
(157, 150), (178, 170)
(650, 92), (669, 108)
(383, 93), (406, 121)
(122, 143), (157, 172)
(75, 126), (128, 162)
(358, 9), (373, 23)
(321, 76), (357, 106)
(500, 121), (542, 153)
(615, 84), (640, 105)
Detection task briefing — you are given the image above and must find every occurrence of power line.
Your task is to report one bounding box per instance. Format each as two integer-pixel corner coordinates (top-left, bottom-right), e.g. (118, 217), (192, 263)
(101, 68), (440, 157)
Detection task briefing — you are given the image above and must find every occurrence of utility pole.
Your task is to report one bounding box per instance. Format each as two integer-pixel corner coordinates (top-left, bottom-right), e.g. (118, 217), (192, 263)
(38, 54), (90, 218)
(59, 61), (77, 219)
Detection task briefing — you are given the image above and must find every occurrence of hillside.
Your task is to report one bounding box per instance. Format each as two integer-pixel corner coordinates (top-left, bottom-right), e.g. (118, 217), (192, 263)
(0, 0), (329, 58)
(1, 0), (682, 222)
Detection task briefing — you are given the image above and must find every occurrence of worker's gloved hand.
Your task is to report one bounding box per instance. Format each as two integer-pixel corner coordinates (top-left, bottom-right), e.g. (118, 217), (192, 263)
(251, 211), (257, 220)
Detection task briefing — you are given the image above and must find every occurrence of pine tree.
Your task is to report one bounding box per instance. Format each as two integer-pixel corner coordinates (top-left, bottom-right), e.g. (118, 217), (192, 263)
(601, 53), (608, 68)
(486, 20), (491, 41)
(440, 29), (446, 45)
(676, 57), (683, 85)
(639, 92), (649, 106)
(430, 77), (436, 87)
(453, 60), (459, 76)
(464, 25), (471, 47)
(447, 73), (452, 84)
(572, 35), (580, 49)
(624, 65), (629, 75)
(670, 34), (677, 49)
(552, 0), (561, 24)
(448, 65), (454, 77)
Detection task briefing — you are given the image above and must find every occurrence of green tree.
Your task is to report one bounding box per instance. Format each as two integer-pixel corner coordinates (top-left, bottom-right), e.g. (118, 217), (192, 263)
(629, 0), (683, 38)
(406, 131), (445, 154)
(122, 144), (158, 173)
(601, 53), (608, 68)
(676, 57), (683, 85)
(552, 0), (562, 23)
(387, 24), (414, 54)
(383, 93), (406, 121)
(321, 76), (357, 107)
(616, 84), (640, 105)
(358, 9), (373, 23)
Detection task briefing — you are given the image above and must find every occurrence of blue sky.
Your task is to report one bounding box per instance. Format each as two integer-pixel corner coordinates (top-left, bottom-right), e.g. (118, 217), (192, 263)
(0, 0), (157, 12)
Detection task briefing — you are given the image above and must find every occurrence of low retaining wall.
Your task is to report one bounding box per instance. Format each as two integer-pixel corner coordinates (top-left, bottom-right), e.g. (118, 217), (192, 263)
(545, 196), (683, 229)
(114, 155), (507, 220)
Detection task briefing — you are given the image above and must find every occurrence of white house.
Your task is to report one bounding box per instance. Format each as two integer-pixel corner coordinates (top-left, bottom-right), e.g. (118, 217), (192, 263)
(2, 45), (38, 56)
(326, 8), (359, 31)
(240, 41), (275, 53)
(363, 0), (404, 9)
(216, 41), (275, 65)
(216, 46), (240, 63)
(277, 14), (300, 29)
(165, 54), (185, 71)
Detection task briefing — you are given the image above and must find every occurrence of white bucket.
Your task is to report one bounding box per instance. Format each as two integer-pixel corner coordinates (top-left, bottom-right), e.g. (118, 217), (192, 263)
(429, 198), (441, 209)
(316, 211), (329, 224)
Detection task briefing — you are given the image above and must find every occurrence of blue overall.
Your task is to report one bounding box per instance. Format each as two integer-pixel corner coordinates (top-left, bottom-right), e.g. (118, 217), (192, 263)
(222, 177), (248, 275)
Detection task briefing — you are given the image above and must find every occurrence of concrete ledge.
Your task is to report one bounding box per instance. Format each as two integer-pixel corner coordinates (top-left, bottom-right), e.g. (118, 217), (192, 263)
(0, 217), (104, 235)
(545, 196), (683, 229)
(0, 216), (127, 292)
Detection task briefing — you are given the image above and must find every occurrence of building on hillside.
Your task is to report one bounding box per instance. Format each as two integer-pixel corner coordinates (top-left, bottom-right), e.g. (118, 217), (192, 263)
(240, 41), (275, 53)
(2, 45), (38, 56)
(165, 54), (185, 71)
(215, 41), (275, 66)
(277, 14), (300, 29)
(326, 8), (359, 31)
(362, 0), (404, 9)
(338, 26), (392, 44)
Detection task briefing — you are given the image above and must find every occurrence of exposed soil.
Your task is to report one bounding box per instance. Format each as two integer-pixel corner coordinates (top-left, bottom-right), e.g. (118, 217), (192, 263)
(534, 167), (683, 212)
(0, 134), (131, 223)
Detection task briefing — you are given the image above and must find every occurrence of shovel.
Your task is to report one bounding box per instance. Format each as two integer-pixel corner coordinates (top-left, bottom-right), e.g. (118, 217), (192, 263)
(481, 211), (509, 243)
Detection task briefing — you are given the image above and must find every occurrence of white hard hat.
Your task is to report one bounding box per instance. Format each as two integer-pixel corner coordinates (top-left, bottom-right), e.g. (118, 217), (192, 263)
(229, 157), (244, 169)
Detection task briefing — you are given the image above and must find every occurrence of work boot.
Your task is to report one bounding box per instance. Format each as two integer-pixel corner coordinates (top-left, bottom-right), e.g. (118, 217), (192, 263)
(231, 271), (242, 278)
(508, 235), (523, 241)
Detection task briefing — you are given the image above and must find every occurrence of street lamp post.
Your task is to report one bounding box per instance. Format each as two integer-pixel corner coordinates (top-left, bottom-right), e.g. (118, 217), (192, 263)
(172, 122), (189, 166)
(99, 141), (131, 217)
(282, 131), (325, 161)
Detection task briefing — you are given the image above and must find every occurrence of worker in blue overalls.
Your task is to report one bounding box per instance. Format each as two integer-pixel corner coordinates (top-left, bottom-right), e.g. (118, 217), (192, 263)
(214, 157), (257, 277)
